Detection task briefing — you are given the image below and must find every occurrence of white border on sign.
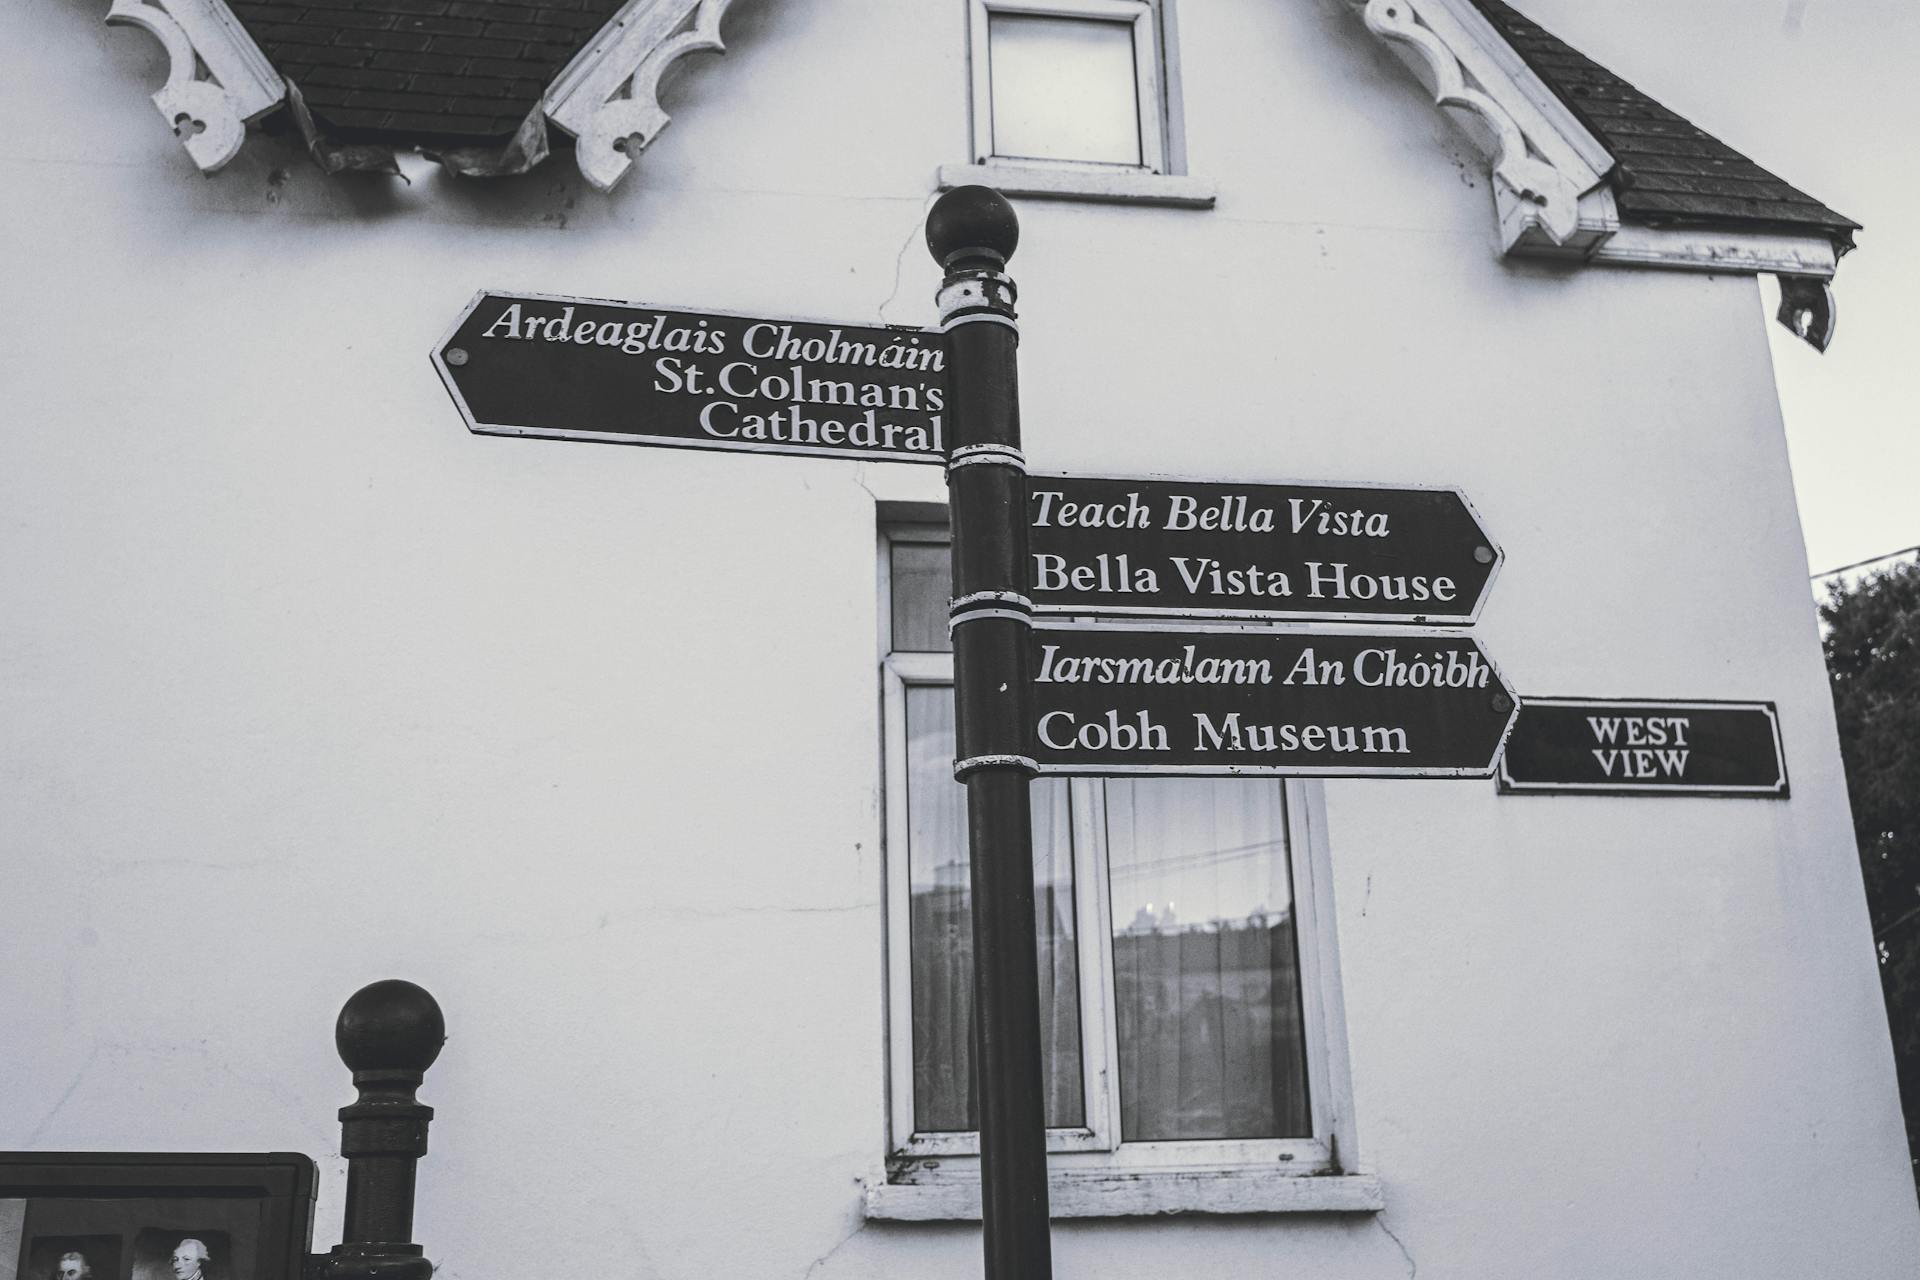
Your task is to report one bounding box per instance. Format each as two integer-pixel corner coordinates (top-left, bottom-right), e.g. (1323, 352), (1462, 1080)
(1022, 468), (1505, 627)
(429, 289), (949, 466)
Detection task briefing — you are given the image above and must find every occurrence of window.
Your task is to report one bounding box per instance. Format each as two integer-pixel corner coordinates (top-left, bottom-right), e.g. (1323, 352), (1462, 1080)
(975, 0), (1165, 171)
(941, 0), (1216, 208)
(874, 520), (1374, 1217)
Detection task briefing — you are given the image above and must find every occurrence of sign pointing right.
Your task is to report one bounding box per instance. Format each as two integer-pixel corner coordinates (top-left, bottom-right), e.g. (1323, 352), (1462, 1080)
(1027, 473), (1502, 626)
(1025, 624), (1520, 778)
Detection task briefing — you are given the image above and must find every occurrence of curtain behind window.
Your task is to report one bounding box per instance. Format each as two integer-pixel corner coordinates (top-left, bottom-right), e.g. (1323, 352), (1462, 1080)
(906, 684), (1084, 1132)
(1106, 778), (1311, 1140)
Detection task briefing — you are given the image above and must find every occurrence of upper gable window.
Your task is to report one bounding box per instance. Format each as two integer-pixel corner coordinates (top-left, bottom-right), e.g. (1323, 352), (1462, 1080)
(977, 2), (1163, 170)
(946, 1), (1215, 208)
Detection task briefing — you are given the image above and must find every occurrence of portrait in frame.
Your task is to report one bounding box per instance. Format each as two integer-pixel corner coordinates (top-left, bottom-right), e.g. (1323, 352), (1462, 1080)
(0, 1155), (315, 1280)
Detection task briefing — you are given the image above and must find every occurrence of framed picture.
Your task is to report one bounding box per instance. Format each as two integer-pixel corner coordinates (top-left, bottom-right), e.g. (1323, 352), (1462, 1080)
(0, 1155), (316, 1280)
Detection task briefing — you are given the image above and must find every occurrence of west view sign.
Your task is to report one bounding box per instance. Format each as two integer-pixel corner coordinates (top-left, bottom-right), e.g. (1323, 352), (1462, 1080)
(1497, 698), (1788, 797)
(1027, 473), (1501, 625)
(1023, 624), (1520, 778)
(433, 291), (948, 464)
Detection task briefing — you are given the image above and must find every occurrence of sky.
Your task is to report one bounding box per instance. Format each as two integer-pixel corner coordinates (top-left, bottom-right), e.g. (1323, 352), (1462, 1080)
(1515, 0), (1918, 582)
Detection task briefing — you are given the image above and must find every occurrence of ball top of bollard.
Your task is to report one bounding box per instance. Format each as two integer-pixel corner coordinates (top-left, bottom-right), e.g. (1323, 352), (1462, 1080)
(926, 186), (1019, 269)
(336, 979), (446, 1075)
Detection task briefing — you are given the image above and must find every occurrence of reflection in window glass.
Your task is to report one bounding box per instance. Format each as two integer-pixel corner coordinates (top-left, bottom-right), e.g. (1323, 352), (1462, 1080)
(1106, 778), (1312, 1140)
(906, 684), (1084, 1131)
(988, 14), (1142, 166)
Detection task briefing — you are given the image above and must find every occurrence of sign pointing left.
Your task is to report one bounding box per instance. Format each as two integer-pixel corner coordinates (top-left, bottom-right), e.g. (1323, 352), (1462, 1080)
(433, 290), (949, 464)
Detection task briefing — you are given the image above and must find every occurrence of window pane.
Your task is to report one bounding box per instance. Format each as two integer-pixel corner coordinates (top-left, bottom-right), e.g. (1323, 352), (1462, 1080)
(890, 542), (952, 653)
(906, 683), (1084, 1132)
(988, 13), (1143, 166)
(1107, 779), (1311, 1140)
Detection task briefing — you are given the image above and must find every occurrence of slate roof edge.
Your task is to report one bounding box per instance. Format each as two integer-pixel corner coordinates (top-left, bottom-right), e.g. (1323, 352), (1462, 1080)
(1352, 0), (1856, 348)
(1430, 0), (1616, 181)
(1461, 0), (1859, 250)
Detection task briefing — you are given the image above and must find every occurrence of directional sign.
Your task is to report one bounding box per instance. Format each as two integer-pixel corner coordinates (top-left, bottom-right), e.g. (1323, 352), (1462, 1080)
(433, 291), (948, 464)
(1024, 624), (1520, 777)
(1497, 698), (1788, 797)
(1026, 473), (1501, 625)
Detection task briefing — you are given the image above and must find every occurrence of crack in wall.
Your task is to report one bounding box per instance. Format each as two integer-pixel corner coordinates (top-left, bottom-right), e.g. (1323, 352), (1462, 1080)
(803, 1218), (866, 1279)
(877, 192), (940, 328)
(20, 1045), (101, 1145)
(1376, 1215), (1417, 1278)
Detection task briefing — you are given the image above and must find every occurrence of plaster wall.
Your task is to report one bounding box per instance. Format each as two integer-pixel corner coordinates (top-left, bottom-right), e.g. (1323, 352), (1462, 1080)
(2, 0), (1915, 1276)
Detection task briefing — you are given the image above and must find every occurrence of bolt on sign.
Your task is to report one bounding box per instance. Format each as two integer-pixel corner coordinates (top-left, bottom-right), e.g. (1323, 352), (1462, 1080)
(1025, 624), (1520, 777)
(1496, 698), (1788, 797)
(1026, 473), (1501, 625)
(433, 291), (949, 463)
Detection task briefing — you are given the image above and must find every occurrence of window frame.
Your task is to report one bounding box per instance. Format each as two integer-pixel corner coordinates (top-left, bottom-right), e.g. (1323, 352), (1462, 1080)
(968, 0), (1169, 175)
(877, 520), (1362, 1191)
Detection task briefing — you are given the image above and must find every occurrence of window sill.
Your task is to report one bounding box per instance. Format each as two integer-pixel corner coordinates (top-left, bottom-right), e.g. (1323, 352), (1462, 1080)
(937, 163), (1217, 208)
(865, 1170), (1384, 1220)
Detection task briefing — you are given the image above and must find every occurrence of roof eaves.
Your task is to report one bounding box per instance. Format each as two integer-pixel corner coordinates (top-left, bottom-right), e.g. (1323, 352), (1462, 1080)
(1352, 0), (1856, 348)
(1464, 0), (1859, 252)
(111, 0), (741, 187)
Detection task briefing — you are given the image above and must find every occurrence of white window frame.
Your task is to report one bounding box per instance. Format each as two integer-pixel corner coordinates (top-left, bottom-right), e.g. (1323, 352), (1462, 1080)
(942, 0), (1218, 208)
(970, 0), (1167, 174)
(873, 521), (1374, 1216)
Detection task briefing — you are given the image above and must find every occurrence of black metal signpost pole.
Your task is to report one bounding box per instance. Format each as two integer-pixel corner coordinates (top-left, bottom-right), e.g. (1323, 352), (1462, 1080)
(928, 187), (1052, 1280)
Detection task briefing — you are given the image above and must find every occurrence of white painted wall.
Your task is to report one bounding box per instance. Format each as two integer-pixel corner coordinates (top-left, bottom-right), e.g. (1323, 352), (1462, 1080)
(2, 0), (1913, 1276)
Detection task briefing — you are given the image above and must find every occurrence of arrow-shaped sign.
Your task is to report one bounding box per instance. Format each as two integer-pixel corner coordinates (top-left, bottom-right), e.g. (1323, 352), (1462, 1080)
(1022, 624), (1520, 778)
(433, 290), (949, 465)
(1027, 473), (1501, 625)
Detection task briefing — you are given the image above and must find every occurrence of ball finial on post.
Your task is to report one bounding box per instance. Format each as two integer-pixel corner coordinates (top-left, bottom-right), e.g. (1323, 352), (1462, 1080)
(926, 185), (1019, 271)
(336, 979), (445, 1078)
(322, 980), (444, 1280)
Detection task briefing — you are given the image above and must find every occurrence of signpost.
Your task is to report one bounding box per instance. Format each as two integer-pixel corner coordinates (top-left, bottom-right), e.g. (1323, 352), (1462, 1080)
(1028, 625), (1517, 776)
(433, 291), (948, 464)
(1497, 698), (1787, 796)
(921, 186), (1521, 1280)
(928, 189), (1053, 1280)
(1027, 474), (1501, 624)
(437, 191), (1526, 1280)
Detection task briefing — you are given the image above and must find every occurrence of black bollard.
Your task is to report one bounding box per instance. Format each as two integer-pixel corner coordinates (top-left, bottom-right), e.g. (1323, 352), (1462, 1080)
(315, 980), (444, 1280)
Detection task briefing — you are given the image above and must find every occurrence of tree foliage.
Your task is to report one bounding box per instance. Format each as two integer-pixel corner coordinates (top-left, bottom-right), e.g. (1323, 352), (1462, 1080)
(1822, 556), (1920, 1188)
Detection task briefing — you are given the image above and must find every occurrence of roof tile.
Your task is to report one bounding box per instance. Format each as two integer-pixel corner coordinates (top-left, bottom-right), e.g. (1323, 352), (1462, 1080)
(301, 65), (412, 89)
(331, 29), (433, 50)
(394, 15), (487, 35)
(369, 48), (467, 72)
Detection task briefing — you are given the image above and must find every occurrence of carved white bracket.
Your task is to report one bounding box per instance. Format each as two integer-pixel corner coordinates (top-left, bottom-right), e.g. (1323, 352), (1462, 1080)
(1361, 0), (1597, 248)
(545, 0), (738, 192)
(105, 0), (284, 172)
